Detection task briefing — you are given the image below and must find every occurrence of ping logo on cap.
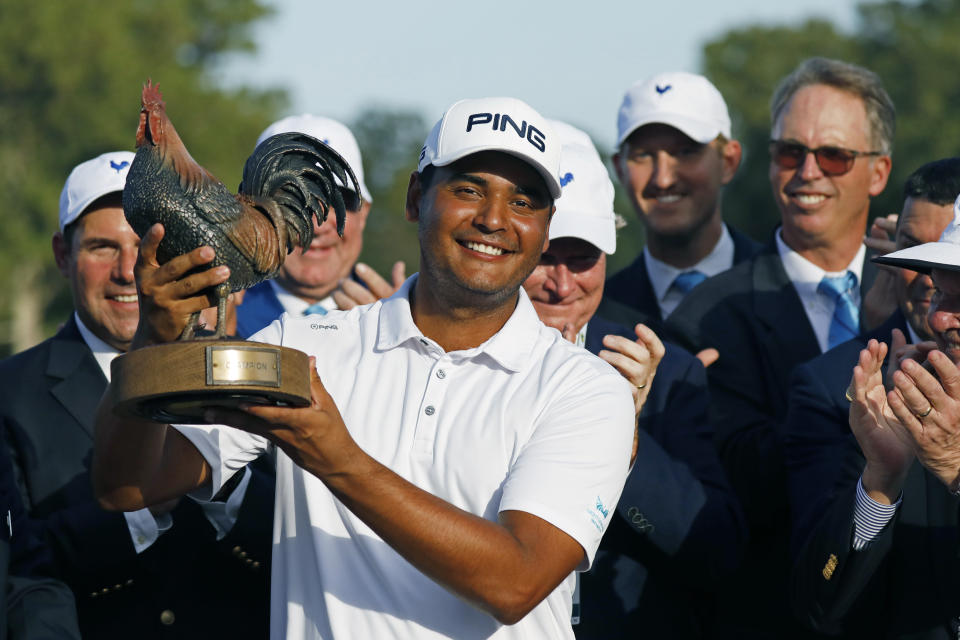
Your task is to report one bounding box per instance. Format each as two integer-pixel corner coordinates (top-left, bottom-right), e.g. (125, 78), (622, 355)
(560, 172), (574, 187)
(655, 84), (672, 95)
(110, 160), (130, 173)
(465, 113), (547, 153)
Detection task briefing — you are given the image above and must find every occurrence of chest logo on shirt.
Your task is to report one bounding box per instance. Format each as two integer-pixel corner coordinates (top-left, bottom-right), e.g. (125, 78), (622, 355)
(310, 323), (339, 331)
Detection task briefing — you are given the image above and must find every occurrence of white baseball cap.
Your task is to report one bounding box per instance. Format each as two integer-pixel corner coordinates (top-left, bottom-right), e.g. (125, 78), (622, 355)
(875, 194), (960, 273)
(418, 97), (562, 199)
(547, 121), (617, 254)
(617, 71), (731, 146)
(256, 114), (372, 203)
(58, 151), (135, 231)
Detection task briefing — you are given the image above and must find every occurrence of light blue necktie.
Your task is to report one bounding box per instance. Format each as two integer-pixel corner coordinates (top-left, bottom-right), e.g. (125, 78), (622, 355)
(818, 271), (859, 348)
(671, 270), (708, 295)
(303, 303), (327, 316)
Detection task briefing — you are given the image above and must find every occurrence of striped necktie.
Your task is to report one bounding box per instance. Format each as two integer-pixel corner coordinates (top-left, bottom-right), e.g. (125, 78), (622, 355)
(818, 271), (859, 348)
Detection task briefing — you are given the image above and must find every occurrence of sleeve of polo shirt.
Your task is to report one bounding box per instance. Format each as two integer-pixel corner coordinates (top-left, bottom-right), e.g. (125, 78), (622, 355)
(498, 360), (635, 571)
(174, 319), (281, 500)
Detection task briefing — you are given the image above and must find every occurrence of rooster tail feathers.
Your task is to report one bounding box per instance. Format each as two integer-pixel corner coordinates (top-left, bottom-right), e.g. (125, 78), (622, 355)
(239, 133), (361, 249)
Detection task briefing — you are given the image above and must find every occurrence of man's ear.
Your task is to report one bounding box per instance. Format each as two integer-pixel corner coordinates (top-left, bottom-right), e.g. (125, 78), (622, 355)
(52, 231), (71, 277)
(405, 171), (423, 222)
(542, 204), (555, 253)
(613, 151), (626, 185)
(720, 139), (743, 184)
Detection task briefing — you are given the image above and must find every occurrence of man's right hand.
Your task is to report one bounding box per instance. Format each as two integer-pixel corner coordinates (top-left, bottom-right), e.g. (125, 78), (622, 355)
(133, 223), (230, 347)
(849, 338), (915, 504)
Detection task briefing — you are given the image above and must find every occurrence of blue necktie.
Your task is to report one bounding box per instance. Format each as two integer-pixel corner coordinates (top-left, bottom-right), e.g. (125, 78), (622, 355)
(818, 271), (859, 348)
(303, 303), (327, 316)
(671, 270), (707, 295)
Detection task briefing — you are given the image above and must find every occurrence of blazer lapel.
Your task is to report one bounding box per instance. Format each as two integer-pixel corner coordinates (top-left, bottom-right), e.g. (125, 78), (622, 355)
(751, 247), (821, 403)
(45, 319), (107, 438)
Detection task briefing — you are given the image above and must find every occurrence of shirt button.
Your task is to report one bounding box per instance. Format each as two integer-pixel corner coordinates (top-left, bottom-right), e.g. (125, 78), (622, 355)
(137, 535), (146, 545)
(424, 405), (436, 416)
(160, 609), (176, 625)
(436, 369), (446, 379)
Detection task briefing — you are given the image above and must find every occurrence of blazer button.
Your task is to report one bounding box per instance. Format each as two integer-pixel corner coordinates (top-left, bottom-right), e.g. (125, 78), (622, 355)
(160, 610), (175, 626)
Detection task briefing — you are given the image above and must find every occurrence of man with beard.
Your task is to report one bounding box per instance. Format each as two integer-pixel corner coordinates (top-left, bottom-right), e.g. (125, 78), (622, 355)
(93, 98), (635, 639)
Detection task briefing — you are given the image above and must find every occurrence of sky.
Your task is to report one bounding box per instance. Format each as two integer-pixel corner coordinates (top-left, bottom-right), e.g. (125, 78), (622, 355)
(218, 0), (872, 150)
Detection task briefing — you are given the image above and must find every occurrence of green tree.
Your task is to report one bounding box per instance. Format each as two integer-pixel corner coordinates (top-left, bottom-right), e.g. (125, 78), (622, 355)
(350, 106), (429, 278)
(0, 0), (285, 355)
(702, 0), (960, 242)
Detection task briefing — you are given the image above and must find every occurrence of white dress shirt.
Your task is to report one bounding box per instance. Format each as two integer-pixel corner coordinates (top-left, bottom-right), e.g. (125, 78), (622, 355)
(775, 230), (866, 353)
(74, 314), (172, 553)
(75, 314), (250, 546)
(177, 276), (635, 640)
(644, 224), (736, 319)
(269, 279), (336, 315)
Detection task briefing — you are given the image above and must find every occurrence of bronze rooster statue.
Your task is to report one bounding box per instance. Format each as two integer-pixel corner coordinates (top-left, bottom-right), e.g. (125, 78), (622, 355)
(122, 80), (360, 339)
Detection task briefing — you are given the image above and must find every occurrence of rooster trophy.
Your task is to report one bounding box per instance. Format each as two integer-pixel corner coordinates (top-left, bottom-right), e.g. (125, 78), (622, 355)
(122, 80), (360, 339)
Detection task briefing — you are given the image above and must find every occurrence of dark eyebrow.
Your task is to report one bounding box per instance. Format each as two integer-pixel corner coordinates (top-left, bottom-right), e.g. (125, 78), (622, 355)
(514, 183), (548, 201)
(446, 173), (488, 187)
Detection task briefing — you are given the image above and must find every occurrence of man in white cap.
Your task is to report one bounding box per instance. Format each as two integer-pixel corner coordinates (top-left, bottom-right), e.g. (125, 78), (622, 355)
(602, 71), (758, 332)
(236, 114), (405, 337)
(0, 152), (274, 638)
(786, 159), (960, 637)
(523, 123), (745, 638)
(664, 57), (895, 636)
(94, 98), (635, 639)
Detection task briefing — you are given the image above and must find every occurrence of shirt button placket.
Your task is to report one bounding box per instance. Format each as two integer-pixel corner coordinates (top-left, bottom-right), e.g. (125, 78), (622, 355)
(413, 359), (448, 456)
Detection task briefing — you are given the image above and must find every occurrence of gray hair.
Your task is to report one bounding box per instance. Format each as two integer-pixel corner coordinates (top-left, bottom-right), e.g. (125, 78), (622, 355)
(770, 57), (896, 154)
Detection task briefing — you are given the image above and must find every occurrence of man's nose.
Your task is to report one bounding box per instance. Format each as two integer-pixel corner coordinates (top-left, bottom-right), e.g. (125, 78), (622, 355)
(474, 198), (507, 234)
(798, 149), (825, 181)
(650, 151), (678, 190)
(116, 246), (137, 283)
(547, 263), (575, 299)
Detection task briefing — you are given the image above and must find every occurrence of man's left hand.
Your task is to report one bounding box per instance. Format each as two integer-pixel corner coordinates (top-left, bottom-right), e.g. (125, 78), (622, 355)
(598, 324), (664, 418)
(333, 261), (406, 310)
(887, 350), (960, 490)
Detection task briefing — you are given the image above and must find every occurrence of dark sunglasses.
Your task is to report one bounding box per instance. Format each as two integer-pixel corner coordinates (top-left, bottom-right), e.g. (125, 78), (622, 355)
(769, 140), (883, 176)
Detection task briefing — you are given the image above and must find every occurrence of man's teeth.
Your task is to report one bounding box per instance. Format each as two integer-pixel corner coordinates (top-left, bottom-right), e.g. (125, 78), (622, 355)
(112, 294), (138, 303)
(466, 241), (504, 256)
(657, 194), (682, 204)
(795, 194), (827, 205)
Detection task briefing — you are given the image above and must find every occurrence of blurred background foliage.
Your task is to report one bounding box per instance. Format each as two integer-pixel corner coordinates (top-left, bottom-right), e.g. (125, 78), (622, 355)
(1, 0), (958, 355)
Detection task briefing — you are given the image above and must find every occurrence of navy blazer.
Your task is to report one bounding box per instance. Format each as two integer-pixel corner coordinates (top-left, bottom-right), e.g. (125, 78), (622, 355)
(600, 224), (759, 334)
(0, 424), (80, 639)
(575, 315), (745, 639)
(663, 237), (877, 638)
(235, 280), (285, 339)
(0, 318), (273, 639)
(786, 312), (960, 638)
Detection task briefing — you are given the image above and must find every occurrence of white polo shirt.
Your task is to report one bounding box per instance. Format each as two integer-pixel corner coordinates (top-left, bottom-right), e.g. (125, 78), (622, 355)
(177, 276), (634, 640)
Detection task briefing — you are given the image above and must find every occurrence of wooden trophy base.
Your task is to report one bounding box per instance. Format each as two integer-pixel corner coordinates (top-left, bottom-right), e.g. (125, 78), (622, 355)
(110, 339), (311, 424)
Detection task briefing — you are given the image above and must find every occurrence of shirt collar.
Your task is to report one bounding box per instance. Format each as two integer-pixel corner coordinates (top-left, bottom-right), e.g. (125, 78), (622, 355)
(269, 279), (336, 316)
(775, 228), (866, 297)
(375, 274), (541, 372)
(73, 312), (121, 381)
(643, 224), (735, 303)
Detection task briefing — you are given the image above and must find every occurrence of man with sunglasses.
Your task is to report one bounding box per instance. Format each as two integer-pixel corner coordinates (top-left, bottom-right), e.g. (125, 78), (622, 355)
(601, 72), (759, 336)
(665, 57), (894, 636)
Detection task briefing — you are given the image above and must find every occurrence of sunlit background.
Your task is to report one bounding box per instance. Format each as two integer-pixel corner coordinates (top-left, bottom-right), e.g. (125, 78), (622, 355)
(3, 0), (949, 355)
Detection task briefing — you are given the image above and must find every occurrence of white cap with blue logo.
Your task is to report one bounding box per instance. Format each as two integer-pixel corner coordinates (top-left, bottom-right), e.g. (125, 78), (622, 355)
(617, 71), (731, 146)
(59, 151), (135, 232)
(419, 97), (562, 199)
(547, 121), (617, 255)
(256, 114), (372, 203)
